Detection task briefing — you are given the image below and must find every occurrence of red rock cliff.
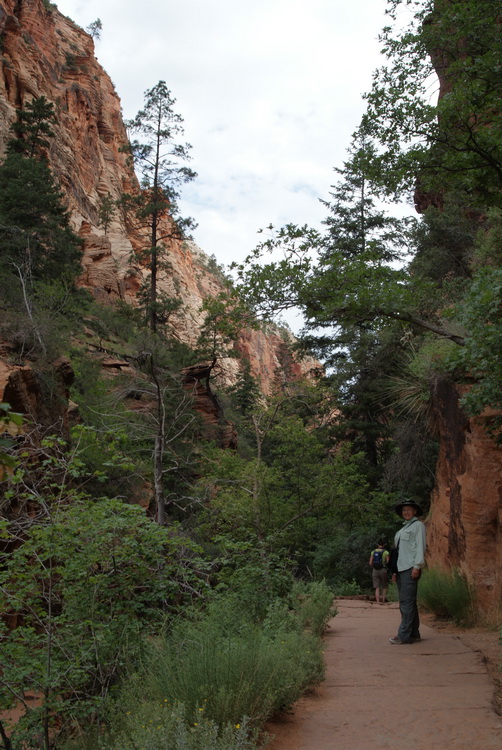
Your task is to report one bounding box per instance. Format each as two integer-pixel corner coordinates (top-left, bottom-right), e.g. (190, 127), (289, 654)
(0, 0), (314, 394)
(427, 381), (502, 619)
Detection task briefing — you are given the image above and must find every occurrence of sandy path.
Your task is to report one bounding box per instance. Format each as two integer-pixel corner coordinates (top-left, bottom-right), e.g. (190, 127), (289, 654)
(266, 599), (502, 750)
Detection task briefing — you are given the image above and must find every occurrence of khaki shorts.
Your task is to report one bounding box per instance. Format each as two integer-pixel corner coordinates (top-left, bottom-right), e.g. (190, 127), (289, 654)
(372, 568), (388, 589)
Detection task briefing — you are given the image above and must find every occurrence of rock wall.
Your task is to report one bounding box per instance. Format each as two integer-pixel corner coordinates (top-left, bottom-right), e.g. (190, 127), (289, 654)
(0, 0), (314, 394)
(427, 380), (502, 619)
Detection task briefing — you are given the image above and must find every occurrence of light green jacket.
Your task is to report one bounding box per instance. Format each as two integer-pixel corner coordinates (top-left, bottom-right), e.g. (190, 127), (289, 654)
(394, 517), (426, 572)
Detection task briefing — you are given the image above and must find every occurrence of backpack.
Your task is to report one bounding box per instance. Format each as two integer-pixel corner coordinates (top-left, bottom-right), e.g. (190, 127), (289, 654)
(372, 548), (385, 570)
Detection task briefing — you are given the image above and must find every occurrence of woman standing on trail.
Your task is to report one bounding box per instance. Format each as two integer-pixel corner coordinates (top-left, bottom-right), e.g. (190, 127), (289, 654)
(389, 500), (426, 645)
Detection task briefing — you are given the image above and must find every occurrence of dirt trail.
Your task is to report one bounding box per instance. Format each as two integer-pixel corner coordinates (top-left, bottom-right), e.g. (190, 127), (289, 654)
(266, 599), (502, 750)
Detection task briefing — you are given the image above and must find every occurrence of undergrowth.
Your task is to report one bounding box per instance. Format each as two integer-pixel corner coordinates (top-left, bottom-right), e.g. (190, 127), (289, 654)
(62, 581), (334, 749)
(418, 567), (475, 625)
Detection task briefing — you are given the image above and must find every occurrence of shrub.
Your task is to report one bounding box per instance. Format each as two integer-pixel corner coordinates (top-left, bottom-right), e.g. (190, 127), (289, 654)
(68, 702), (262, 750)
(0, 498), (208, 747)
(331, 579), (363, 597)
(418, 567), (475, 625)
(91, 582), (330, 749)
(288, 580), (336, 636)
(137, 610), (324, 728)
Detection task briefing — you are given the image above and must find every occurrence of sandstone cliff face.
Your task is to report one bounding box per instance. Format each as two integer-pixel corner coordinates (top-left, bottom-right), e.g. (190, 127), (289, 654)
(0, 0), (140, 302)
(0, 0), (313, 395)
(427, 381), (502, 618)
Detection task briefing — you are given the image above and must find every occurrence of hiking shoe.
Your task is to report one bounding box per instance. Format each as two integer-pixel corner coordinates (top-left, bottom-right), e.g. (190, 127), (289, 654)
(388, 636), (407, 644)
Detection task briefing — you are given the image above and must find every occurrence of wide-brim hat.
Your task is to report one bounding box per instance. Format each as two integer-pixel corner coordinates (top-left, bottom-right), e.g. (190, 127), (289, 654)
(394, 500), (424, 517)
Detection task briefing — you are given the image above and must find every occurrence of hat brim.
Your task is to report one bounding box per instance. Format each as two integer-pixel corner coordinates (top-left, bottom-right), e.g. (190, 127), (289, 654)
(394, 502), (424, 517)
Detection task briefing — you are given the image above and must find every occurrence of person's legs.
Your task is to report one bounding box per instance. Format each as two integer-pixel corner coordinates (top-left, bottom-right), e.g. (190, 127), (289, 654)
(372, 570), (380, 602)
(396, 568), (418, 642)
(381, 571), (388, 603)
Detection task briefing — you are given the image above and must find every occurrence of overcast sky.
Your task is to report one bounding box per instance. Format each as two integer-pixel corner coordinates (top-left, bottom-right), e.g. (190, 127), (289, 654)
(56, 0), (393, 273)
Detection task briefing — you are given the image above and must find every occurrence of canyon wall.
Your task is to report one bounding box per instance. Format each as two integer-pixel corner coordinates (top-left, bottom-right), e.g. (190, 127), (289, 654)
(426, 384), (502, 619)
(0, 0), (315, 396)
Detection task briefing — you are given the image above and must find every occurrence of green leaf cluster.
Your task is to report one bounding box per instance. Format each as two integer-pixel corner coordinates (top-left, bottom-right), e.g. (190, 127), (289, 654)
(0, 497), (207, 745)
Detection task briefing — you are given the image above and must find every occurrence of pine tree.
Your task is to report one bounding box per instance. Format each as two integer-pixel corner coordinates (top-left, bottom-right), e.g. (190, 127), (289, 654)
(0, 97), (83, 353)
(0, 97), (82, 283)
(122, 81), (197, 332)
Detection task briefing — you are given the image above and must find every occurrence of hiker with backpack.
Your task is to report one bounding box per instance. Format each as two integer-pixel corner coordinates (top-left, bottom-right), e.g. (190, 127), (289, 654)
(369, 540), (389, 604)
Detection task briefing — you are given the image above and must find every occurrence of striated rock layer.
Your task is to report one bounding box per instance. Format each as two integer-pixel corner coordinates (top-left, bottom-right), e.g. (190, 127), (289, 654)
(0, 0), (316, 395)
(427, 381), (502, 619)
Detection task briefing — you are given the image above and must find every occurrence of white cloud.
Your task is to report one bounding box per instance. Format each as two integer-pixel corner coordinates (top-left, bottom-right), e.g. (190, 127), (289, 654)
(58, 0), (390, 270)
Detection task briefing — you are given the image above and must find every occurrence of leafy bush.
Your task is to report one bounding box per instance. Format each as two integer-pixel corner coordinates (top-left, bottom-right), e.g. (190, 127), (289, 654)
(331, 579), (363, 597)
(67, 703), (262, 750)
(62, 581), (331, 749)
(209, 539), (297, 623)
(418, 567), (475, 625)
(88, 582), (329, 749)
(0, 498), (208, 747)
(288, 580), (336, 636)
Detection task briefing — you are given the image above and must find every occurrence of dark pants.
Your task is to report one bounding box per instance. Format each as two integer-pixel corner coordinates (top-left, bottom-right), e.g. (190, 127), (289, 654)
(396, 568), (420, 643)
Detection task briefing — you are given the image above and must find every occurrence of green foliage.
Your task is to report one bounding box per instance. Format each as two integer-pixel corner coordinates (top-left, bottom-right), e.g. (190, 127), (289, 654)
(196, 535), (297, 623)
(86, 18), (102, 40)
(0, 96), (83, 362)
(196, 290), (257, 361)
(233, 132), (462, 349)
(418, 567), (475, 625)
(227, 360), (262, 417)
(0, 497), (208, 747)
(97, 193), (115, 234)
(122, 80), (197, 332)
(381, 420), (438, 499)
(321, 125), (411, 262)
(2, 5), (502, 746)
(195, 402), (339, 555)
(472, 207), (502, 268)
(287, 580), (336, 637)
(0, 152), (82, 283)
(448, 267), (502, 427)
(79, 298), (143, 345)
(331, 579), (363, 597)
(363, 0), (502, 203)
(409, 196), (477, 284)
(114, 585), (328, 734)
(383, 340), (454, 433)
(67, 582), (332, 748)
(312, 523), (389, 592)
(84, 703), (260, 750)
(7, 96), (57, 158)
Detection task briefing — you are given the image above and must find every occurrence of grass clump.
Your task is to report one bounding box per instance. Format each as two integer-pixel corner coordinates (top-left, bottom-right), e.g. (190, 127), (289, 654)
(418, 567), (475, 625)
